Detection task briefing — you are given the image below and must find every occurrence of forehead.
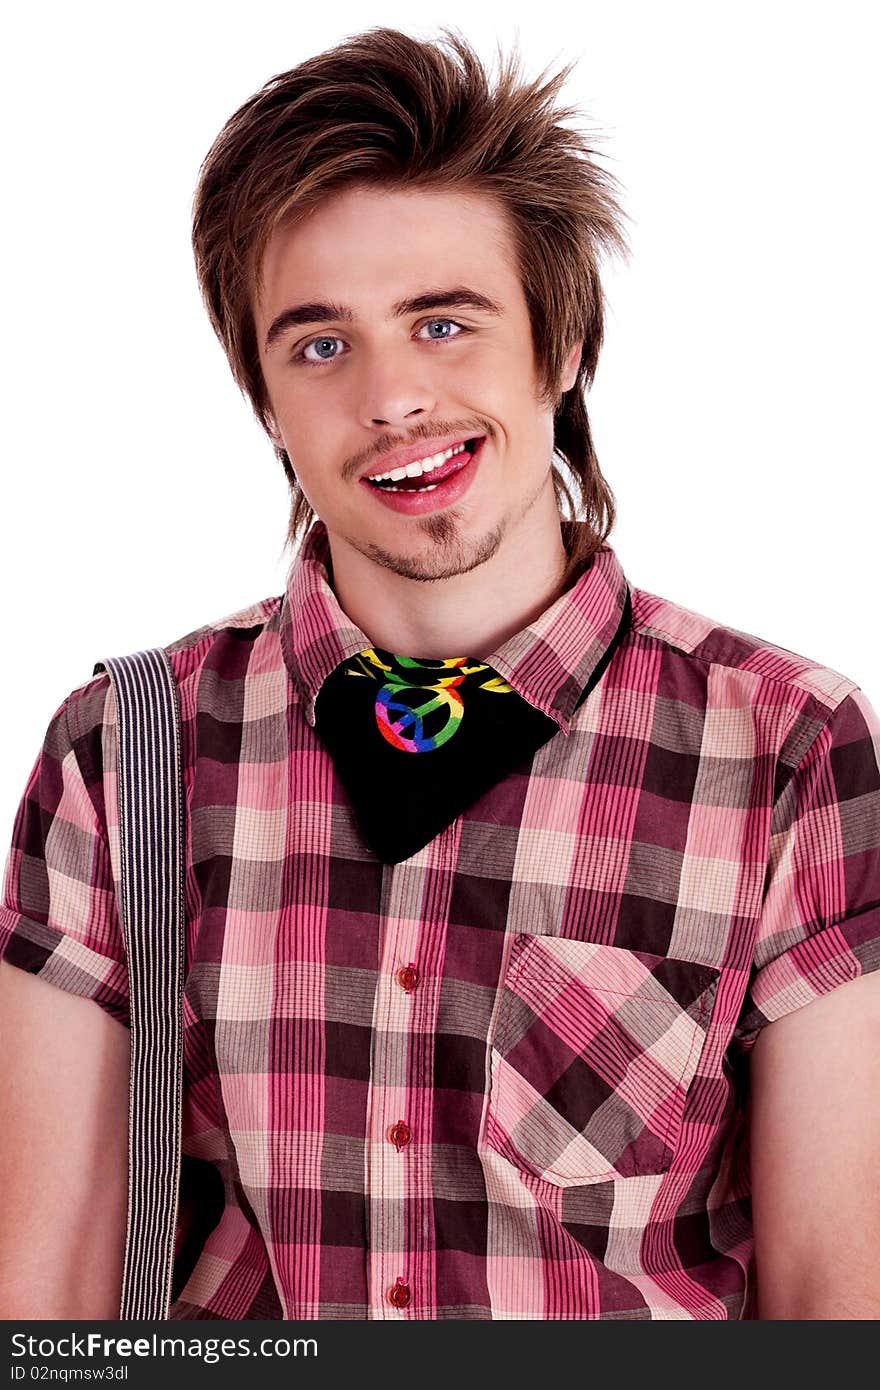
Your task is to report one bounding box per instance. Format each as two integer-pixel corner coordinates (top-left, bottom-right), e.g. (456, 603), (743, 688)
(254, 184), (521, 317)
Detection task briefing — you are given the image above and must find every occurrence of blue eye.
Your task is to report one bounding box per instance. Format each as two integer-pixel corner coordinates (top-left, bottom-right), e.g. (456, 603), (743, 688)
(303, 336), (343, 363)
(422, 318), (461, 340)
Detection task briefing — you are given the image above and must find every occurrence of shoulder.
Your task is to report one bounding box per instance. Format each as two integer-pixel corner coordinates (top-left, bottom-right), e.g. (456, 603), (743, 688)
(63, 591), (285, 743)
(624, 579), (871, 780)
(628, 579), (859, 710)
(163, 593), (283, 658)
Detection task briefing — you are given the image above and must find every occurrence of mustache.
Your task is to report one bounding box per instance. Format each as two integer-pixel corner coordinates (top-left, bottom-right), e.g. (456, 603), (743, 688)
(343, 418), (494, 482)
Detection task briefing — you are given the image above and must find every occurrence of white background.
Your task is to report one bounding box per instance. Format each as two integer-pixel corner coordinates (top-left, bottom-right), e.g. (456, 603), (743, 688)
(2, 0), (877, 838)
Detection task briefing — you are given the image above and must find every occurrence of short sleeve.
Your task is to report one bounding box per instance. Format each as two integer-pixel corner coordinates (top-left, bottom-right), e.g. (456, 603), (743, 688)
(0, 677), (129, 1028)
(734, 687), (880, 1051)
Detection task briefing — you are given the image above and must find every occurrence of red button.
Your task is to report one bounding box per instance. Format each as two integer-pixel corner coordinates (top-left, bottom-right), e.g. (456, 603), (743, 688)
(388, 1278), (411, 1309)
(388, 1121), (412, 1151)
(396, 963), (419, 992)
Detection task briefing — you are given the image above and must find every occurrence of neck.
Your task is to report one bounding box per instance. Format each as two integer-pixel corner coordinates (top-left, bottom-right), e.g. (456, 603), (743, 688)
(326, 496), (570, 660)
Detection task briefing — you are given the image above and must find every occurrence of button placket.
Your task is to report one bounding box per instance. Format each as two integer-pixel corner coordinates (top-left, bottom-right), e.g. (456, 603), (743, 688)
(368, 834), (456, 1319)
(367, 889), (424, 1317)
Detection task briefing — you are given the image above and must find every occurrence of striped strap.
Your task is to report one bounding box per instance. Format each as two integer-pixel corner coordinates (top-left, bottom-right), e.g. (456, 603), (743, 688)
(92, 648), (185, 1321)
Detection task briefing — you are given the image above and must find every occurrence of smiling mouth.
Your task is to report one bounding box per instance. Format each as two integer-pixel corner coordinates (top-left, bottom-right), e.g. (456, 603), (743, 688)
(364, 438), (480, 493)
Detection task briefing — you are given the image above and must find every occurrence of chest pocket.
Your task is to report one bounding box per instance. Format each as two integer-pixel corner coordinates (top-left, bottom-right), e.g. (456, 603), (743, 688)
(485, 934), (720, 1188)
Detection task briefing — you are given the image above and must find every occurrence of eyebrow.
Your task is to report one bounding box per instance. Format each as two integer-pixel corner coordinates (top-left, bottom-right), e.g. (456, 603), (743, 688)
(264, 286), (503, 353)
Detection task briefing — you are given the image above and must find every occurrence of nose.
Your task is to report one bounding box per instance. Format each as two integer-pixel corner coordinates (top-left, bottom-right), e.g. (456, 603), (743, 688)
(356, 342), (437, 429)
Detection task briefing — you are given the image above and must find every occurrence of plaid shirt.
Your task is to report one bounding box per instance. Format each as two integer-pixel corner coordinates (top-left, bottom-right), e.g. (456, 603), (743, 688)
(3, 518), (880, 1320)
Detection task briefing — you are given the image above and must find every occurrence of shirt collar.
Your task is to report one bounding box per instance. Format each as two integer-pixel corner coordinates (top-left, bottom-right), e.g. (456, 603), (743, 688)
(280, 518), (630, 734)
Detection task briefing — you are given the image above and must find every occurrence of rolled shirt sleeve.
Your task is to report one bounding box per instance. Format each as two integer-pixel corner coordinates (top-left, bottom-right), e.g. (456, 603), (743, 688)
(0, 677), (129, 1028)
(734, 687), (880, 1051)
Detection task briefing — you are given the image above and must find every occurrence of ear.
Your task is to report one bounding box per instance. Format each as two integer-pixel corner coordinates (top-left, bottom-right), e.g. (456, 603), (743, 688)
(559, 339), (584, 394)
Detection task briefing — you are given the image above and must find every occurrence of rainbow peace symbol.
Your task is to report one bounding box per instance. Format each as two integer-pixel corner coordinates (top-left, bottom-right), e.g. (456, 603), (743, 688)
(345, 648), (513, 754)
(376, 681), (464, 752)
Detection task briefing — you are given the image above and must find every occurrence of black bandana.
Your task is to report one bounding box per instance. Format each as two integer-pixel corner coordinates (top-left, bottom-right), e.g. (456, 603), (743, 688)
(313, 647), (560, 863)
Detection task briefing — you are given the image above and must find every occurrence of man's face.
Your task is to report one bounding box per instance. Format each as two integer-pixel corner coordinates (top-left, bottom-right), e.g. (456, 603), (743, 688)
(253, 183), (581, 582)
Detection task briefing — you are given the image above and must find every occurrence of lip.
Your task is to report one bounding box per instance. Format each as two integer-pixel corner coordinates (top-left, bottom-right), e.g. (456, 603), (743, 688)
(359, 432), (483, 482)
(360, 437), (485, 515)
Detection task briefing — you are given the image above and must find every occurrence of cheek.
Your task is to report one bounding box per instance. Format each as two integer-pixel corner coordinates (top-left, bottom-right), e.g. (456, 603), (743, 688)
(287, 462), (333, 518)
(466, 345), (543, 417)
(273, 394), (340, 469)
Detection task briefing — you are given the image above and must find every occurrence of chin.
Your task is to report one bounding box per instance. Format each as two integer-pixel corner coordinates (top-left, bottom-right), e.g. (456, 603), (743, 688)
(360, 517), (506, 584)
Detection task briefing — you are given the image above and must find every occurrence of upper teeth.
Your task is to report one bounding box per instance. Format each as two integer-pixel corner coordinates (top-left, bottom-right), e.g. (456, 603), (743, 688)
(367, 442), (467, 483)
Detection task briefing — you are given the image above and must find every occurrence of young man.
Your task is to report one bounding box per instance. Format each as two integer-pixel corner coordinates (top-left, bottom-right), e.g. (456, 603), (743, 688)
(1, 27), (879, 1321)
